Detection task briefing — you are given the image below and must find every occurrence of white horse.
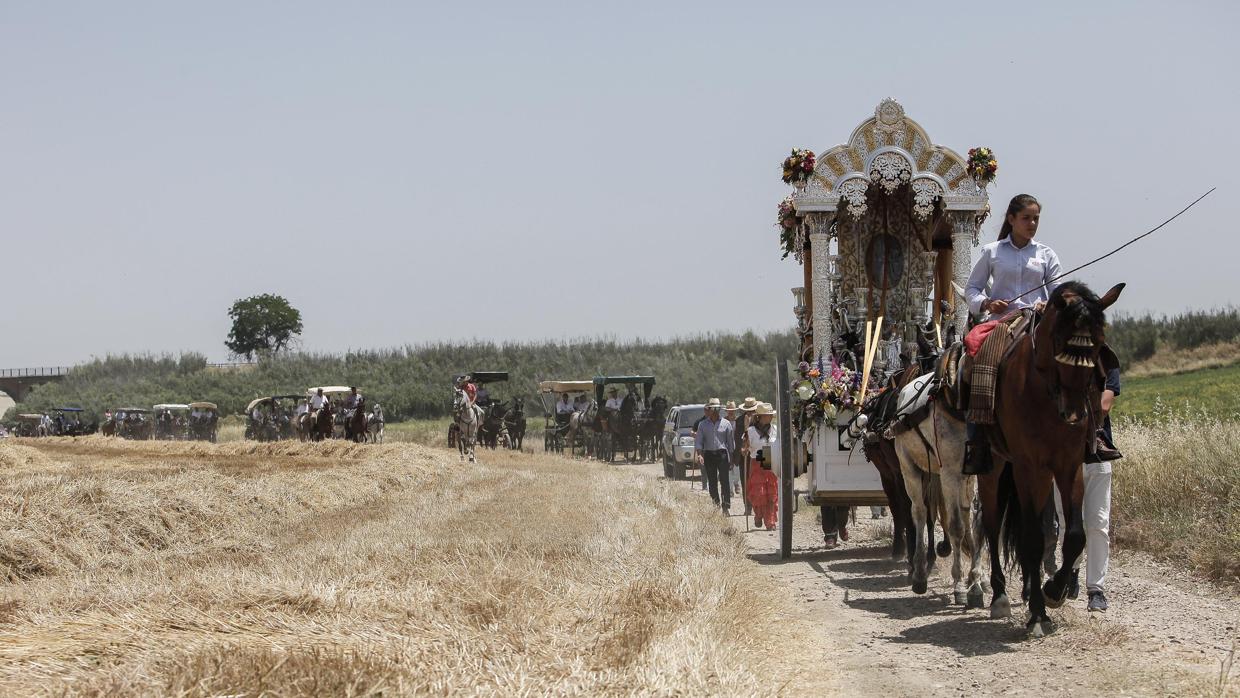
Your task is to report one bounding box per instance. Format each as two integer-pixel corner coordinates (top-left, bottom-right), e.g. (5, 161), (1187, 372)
(366, 403), (385, 443)
(891, 378), (985, 609)
(453, 389), (483, 463)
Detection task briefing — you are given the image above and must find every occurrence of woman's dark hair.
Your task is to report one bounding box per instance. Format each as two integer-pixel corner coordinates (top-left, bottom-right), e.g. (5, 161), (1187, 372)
(998, 194), (1041, 240)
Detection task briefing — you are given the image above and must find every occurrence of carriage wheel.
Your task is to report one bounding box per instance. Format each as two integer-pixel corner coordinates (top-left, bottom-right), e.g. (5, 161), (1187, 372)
(776, 358), (795, 560)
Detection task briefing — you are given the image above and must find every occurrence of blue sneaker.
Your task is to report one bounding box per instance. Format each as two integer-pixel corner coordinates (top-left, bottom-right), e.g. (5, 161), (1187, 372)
(1087, 590), (1108, 612)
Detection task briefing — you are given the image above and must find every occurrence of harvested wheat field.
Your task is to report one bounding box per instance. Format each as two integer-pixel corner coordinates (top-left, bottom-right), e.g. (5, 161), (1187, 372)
(0, 437), (829, 696)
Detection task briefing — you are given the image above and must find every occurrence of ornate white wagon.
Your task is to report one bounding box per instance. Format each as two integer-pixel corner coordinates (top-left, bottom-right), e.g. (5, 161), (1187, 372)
(770, 99), (992, 557)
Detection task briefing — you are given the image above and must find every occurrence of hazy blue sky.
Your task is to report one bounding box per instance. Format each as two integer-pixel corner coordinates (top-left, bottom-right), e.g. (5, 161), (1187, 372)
(2, 1), (1236, 367)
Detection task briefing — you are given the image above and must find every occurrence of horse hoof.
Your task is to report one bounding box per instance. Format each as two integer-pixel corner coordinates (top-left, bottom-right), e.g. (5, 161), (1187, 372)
(1042, 580), (1067, 609)
(990, 595), (1011, 619)
(1027, 621), (1045, 638)
(954, 591), (968, 606)
(936, 540), (952, 557)
(966, 587), (985, 610)
(912, 579), (928, 595)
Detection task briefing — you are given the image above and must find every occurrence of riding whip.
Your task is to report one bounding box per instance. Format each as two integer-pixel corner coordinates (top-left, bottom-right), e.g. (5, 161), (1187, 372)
(1004, 187), (1216, 304)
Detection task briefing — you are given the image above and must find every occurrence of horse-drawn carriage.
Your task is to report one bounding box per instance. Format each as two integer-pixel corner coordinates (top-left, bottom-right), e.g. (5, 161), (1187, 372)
(153, 404), (190, 440)
(50, 407), (87, 436)
(770, 99), (988, 558)
(580, 376), (662, 463)
(114, 408), (153, 440)
(300, 387), (372, 442)
(537, 379), (594, 453)
(448, 372), (521, 450)
(14, 413), (48, 437)
(245, 395), (300, 441)
(188, 402), (219, 442)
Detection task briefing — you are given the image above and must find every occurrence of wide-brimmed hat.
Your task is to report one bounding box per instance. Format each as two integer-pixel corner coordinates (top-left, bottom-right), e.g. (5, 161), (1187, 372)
(724, 400), (738, 412)
(738, 397), (759, 412)
(754, 402), (776, 416)
(704, 397), (722, 410)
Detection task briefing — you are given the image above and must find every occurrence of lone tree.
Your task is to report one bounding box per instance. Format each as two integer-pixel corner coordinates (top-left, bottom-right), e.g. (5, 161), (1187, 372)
(225, 294), (303, 361)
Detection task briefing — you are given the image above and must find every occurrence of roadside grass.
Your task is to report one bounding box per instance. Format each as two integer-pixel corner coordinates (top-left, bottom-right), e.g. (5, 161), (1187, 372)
(1112, 363), (1240, 423)
(0, 437), (827, 695)
(1112, 416), (1240, 585)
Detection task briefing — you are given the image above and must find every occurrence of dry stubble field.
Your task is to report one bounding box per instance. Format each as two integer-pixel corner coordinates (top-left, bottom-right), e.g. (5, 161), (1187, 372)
(0, 436), (829, 696)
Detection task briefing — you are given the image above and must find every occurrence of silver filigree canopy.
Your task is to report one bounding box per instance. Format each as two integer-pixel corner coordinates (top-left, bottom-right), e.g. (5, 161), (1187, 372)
(791, 98), (988, 219)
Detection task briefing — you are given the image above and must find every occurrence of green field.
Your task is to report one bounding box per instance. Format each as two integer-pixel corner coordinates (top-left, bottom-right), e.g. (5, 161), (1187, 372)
(1112, 362), (1240, 422)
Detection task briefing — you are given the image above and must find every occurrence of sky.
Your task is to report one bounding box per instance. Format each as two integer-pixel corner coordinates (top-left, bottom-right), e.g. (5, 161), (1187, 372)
(2, 1), (1237, 368)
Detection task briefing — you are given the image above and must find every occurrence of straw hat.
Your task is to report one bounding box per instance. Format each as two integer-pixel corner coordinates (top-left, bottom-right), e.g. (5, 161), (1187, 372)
(704, 397), (722, 410)
(724, 400), (738, 412)
(754, 402), (776, 416)
(738, 397), (759, 412)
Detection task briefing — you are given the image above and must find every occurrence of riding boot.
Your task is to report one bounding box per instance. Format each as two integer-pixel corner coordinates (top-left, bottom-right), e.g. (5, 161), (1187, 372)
(962, 422), (994, 476)
(1085, 428), (1123, 463)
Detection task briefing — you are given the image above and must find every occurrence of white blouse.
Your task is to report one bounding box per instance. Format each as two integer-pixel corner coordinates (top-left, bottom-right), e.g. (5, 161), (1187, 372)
(747, 423), (777, 460)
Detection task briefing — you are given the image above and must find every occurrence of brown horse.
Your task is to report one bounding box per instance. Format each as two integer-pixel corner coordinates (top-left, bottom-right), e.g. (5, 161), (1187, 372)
(345, 396), (367, 443)
(858, 365), (920, 565)
(980, 281), (1124, 636)
(310, 403), (335, 442)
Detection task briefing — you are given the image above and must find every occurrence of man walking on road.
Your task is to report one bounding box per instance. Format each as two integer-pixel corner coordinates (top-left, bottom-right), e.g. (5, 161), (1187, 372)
(694, 397), (734, 514)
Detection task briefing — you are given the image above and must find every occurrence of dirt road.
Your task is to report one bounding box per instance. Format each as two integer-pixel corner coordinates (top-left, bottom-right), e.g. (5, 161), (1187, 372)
(622, 460), (1239, 697)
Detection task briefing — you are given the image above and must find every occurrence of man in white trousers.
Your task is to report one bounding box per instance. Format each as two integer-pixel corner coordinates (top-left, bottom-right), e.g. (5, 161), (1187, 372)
(1044, 366), (1122, 612)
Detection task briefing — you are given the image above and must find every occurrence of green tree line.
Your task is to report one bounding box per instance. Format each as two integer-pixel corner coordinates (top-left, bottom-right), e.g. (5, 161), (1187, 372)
(6, 332), (799, 423)
(7, 308), (1236, 424)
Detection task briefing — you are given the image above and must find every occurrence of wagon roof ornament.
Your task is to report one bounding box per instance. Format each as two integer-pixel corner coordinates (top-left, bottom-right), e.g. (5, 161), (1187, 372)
(792, 98), (988, 218)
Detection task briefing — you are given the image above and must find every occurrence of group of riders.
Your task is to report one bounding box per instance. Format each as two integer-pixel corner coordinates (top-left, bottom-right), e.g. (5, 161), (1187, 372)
(249, 387), (385, 442)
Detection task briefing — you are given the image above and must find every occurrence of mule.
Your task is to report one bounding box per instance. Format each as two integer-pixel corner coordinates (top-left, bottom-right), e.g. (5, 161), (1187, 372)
(980, 281), (1124, 636)
(891, 391), (984, 608)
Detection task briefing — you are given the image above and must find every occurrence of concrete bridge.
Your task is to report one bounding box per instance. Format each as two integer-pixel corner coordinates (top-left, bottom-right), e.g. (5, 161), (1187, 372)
(0, 367), (68, 402)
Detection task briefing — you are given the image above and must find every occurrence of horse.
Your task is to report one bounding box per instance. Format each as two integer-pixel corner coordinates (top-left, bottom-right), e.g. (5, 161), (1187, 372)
(366, 403), (385, 443)
(345, 396), (368, 443)
(310, 403), (335, 442)
(888, 366), (985, 608)
(637, 396), (669, 462)
(980, 281), (1124, 636)
(567, 402), (595, 458)
(453, 388), (483, 462)
(479, 401), (510, 449)
(504, 397), (526, 450)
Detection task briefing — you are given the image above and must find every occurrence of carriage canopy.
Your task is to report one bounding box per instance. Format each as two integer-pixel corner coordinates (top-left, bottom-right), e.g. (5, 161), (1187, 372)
(16, 414), (44, 421)
(592, 376), (656, 402)
(153, 404), (190, 412)
(116, 408), (149, 413)
(306, 386), (357, 395)
(538, 380), (594, 394)
(52, 407), (84, 412)
(188, 402), (218, 411)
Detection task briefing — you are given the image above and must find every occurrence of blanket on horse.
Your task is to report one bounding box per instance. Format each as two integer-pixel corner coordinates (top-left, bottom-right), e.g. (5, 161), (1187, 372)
(966, 310), (1033, 425)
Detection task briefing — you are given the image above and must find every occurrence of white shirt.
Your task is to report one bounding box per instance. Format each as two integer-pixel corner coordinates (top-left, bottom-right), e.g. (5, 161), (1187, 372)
(296, 403), (309, 415)
(966, 237), (1062, 318)
(251, 409), (262, 420)
(556, 400), (574, 414)
(605, 397), (622, 410)
(311, 394), (329, 409)
(747, 423), (778, 459)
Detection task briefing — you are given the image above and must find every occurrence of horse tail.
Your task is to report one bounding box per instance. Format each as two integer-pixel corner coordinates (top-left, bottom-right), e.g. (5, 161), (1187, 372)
(997, 461), (1022, 568)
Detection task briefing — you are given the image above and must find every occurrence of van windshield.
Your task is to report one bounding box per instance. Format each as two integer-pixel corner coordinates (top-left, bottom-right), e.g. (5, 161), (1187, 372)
(675, 406), (705, 429)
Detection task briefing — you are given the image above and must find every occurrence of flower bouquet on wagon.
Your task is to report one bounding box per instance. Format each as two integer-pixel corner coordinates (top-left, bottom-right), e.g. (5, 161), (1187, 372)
(777, 195), (800, 259)
(966, 146), (998, 186)
(789, 355), (876, 441)
(782, 148), (817, 186)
